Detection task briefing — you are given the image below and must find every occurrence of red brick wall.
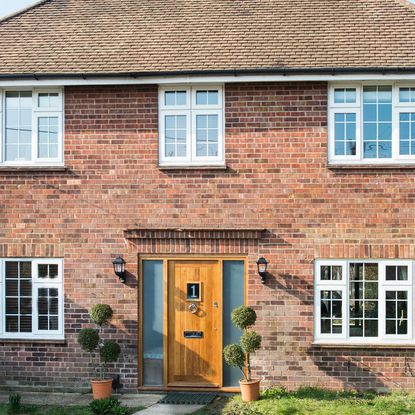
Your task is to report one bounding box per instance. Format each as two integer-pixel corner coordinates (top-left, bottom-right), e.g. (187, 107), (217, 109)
(1, 82), (415, 392)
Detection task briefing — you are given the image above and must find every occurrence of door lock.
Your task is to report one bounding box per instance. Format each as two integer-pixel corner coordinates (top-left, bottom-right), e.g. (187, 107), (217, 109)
(188, 303), (198, 314)
(213, 301), (219, 308)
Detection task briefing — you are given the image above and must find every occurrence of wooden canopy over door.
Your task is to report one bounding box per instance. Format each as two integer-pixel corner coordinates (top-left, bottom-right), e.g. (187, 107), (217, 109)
(167, 260), (222, 387)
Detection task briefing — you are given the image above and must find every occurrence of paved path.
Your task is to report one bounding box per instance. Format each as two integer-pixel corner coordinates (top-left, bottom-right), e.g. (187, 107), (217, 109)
(133, 403), (204, 414)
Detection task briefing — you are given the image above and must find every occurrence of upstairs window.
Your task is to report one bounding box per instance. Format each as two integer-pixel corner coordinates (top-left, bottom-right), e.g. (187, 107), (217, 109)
(329, 83), (415, 165)
(0, 258), (64, 340)
(0, 89), (63, 166)
(158, 86), (224, 167)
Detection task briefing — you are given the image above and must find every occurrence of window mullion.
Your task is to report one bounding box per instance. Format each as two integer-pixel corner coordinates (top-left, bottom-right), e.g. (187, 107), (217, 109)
(32, 93), (38, 163)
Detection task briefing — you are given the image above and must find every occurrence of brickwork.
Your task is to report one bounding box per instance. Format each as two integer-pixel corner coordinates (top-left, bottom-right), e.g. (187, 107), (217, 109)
(1, 82), (415, 392)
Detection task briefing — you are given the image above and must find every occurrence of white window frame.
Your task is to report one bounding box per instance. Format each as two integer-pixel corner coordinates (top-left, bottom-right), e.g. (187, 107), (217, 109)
(158, 85), (225, 167)
(0, 258), (64, 340)
(0, 88), (64, 167)
(314, 259), (414, 345)
(328, 82), (415, 165)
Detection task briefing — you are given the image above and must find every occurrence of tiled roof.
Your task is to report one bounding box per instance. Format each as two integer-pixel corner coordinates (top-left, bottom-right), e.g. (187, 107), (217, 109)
(0, 0), (415, 76)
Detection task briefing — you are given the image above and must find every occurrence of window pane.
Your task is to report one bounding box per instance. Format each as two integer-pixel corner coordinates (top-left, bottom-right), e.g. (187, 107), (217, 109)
(196, 90), (219, 105)
(142, 260), (164, 386)
(38, 263), (59, 279)
(334, 113), (356, 156)
(399, 112), (415, 156)
(5, 91), (33, 161)
(196, 114), (218, 157)
(363, 86), (392, 159)
(37, 287), (59, 331)
(223, 261), (245, 386)
(38, 92), (60, 108)
(385, 290), (408, 336)
(38, 117), (59, 159)
(164, 115), (187, 158)
(349, 319), (363, 337)
(5, 261), (32, 333)
(334, 88), (356, 104)
(320, 265), (342, 281)
(349, 263), (378, 337)
(399, 87), (415, 103)
(320, 290), (342, 335)
(164, 91), (186, 106)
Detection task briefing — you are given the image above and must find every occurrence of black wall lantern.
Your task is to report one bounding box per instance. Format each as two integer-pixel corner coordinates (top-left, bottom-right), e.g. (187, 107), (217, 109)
(256, 256), (269, 284)
(113, 256), (126, 283)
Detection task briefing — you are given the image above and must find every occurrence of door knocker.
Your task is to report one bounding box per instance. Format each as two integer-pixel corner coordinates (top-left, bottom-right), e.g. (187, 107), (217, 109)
(188, 303), (198, 314)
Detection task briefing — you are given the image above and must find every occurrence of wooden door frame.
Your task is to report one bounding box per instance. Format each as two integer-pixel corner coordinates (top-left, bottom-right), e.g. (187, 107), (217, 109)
(137, 254), (248, 391)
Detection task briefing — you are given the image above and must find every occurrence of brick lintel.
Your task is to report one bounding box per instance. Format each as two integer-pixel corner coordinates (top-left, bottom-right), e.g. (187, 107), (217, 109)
(124, 227), (266, 240)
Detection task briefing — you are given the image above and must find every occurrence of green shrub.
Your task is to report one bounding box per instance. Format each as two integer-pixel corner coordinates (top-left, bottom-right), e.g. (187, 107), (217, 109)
(224, 305), (261, 382)
(240, 331), (262, 353)
(112, 405), (130, 415)
(8, 393), (21, 415)
(78, 328), (100, 353)
(89, 397), (120, 415)
(78, 304), (121, 381)
(223, 344), (245, 371)
(90, 304), (113, 326)
(100, 341), (121, 363)
(231, 306), (257, 330)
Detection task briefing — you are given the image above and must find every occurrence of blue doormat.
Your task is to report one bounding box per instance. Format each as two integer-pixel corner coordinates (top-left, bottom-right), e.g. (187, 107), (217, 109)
(158, 392), (217, 405)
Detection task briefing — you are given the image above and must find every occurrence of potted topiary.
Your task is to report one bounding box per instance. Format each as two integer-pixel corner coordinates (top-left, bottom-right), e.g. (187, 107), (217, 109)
(223, 305), (262, 402)
(78, 304), (121, 399)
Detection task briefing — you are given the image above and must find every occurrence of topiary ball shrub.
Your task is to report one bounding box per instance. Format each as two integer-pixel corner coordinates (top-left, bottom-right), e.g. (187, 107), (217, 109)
(90, 304), (113, 327)
(78, 328), (100, 352)
(100, 341), (121, 363)
(223, 344), (245, 369)
(231, 305), (257, 330)
(240, 330), (262, 353)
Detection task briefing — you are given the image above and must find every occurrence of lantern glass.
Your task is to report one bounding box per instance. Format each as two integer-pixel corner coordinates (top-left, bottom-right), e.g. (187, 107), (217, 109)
(256, 257), (268, 274)
(258, 262), (267, 274)
(113, 256), (125, 275)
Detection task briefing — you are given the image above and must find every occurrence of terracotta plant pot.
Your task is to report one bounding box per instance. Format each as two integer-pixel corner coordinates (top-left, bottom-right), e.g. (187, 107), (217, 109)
(91, 379), (113, 400)
(239, 379), (260, 402)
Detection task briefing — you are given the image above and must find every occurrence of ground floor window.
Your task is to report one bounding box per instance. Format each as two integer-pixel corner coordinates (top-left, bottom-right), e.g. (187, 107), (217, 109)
(314, 260), (413, 344)
(0, 258), (64, 340)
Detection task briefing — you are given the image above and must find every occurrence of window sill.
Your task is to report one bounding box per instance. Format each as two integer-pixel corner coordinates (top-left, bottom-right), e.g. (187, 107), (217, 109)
(158, 164), (227, 171)
(312, 342), (415, 349)
(328, 163), (415, 170)
(0, 165), (67, 172)
(0, 338), (66, 345)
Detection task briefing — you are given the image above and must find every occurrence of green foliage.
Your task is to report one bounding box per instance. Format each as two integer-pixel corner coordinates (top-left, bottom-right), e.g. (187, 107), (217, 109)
(222, 387), (415, 415)
(223, 344), (245, 370)
(89, 397), (130, 415)
(224, 305), (261, 382)
(8, 394), (21, 415)
(78, 304), (121, 381)
(222, 399), (261, 415)
(231, 306), (257, 330)
(240, 331), (262, 353)
(90, 304), (114, 327)
(78, 328), (100, 353)
(100, 341), (121, 363)
(111, 406), (130, 415)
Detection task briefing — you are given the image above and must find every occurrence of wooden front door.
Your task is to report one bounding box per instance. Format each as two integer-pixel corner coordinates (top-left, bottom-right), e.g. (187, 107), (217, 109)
(167, 260), (222, 387)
